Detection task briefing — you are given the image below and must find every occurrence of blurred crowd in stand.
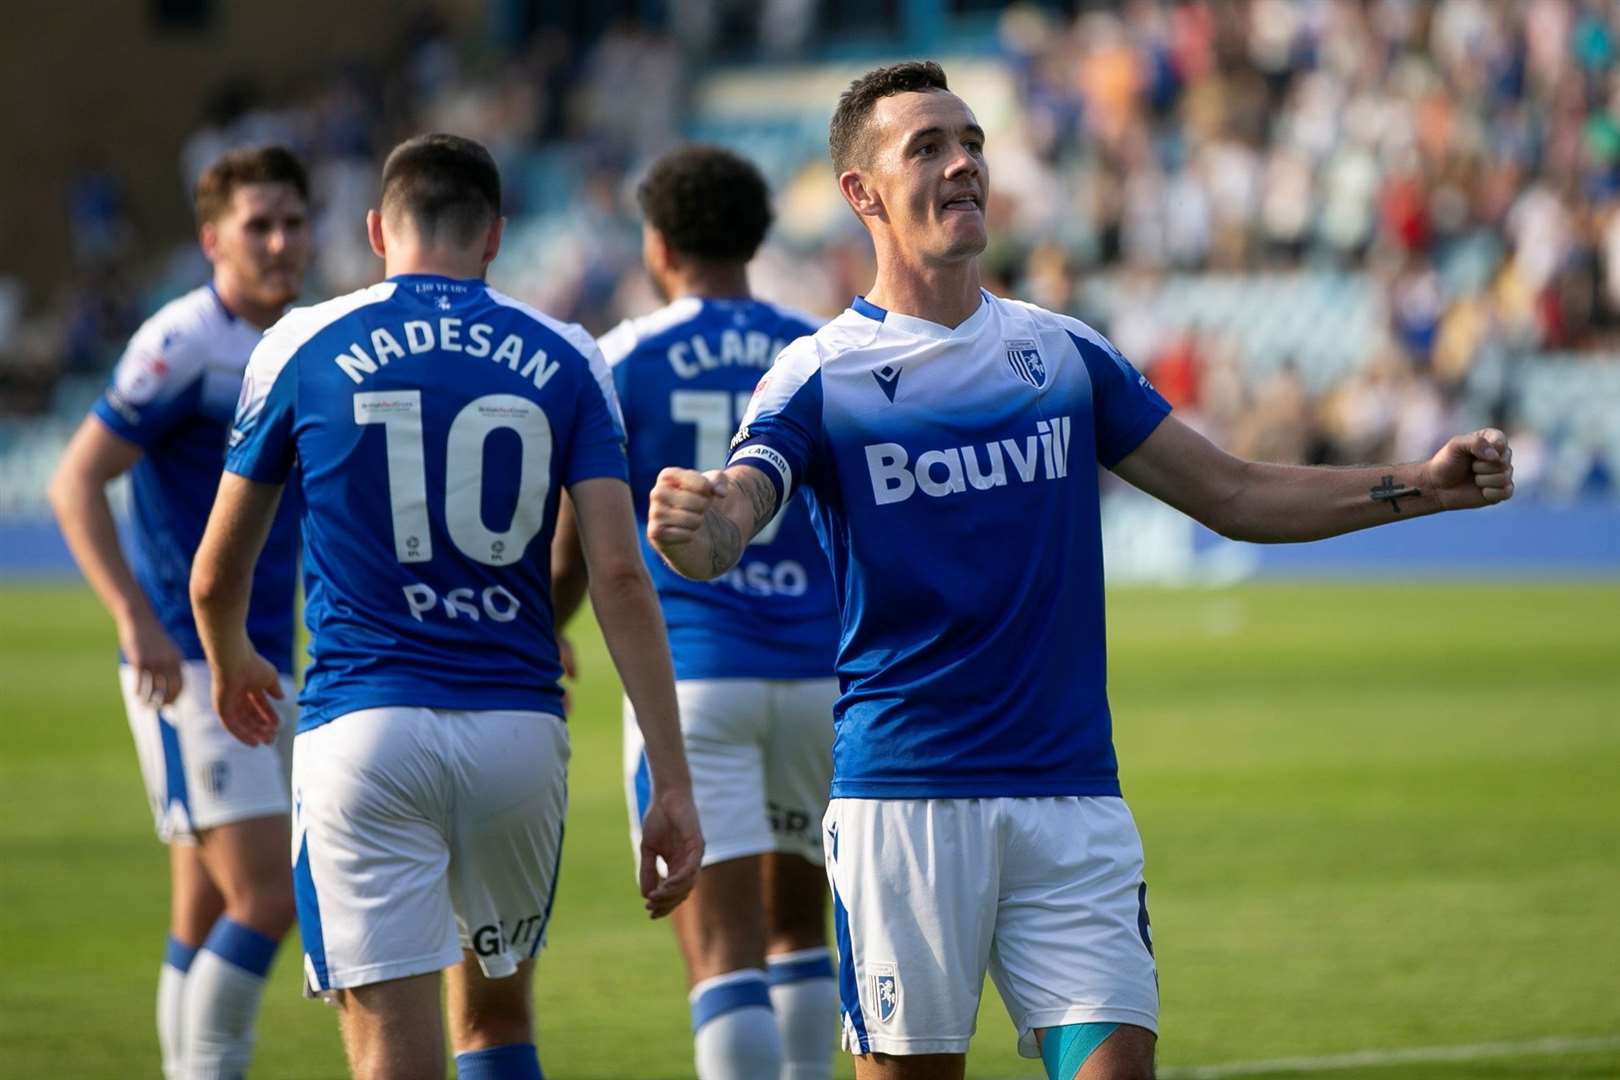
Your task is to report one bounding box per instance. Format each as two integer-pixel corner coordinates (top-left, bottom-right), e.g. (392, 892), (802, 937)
(983, 0), (1620, 496)
(3, 1), (1617, 499)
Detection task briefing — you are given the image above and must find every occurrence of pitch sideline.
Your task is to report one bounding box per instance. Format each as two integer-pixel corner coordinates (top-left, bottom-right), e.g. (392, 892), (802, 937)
(1149, 1033), (1620, 1079)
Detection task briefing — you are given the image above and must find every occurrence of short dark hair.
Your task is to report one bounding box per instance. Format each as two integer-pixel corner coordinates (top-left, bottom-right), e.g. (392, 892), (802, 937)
(380, 133), (501, 245)
(636, 145), (773, 263)
(193, 146), (308, 227)
(829, 60), (950, 175)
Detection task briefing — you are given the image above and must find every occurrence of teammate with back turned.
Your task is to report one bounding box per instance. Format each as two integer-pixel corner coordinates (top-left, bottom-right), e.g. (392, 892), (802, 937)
(552, 145), (841, 1080)
(48, 146), (312, 1080)
(189, 133), (703, 1080)
(646, 61), (1516, 1080)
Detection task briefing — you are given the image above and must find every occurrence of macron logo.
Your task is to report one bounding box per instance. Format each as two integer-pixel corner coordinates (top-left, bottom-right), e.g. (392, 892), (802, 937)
(865, 416), (1073, 506)
(872, 364), (901, 403)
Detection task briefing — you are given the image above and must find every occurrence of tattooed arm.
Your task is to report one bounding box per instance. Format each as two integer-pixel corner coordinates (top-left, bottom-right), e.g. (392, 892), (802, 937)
(647, 464), (780, 580)
(1112, 415), (1514, 543)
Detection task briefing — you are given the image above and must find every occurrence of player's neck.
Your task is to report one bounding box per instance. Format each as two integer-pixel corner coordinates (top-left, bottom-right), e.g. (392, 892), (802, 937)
(663, 264), (751, 303)
(386, 256), (487, 281)
(865, 257), (982, 329)
(210, 278), (282, 332)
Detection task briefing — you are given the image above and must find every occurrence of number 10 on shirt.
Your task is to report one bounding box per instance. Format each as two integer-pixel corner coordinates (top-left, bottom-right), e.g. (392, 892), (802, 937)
(355, 390), (554, 566)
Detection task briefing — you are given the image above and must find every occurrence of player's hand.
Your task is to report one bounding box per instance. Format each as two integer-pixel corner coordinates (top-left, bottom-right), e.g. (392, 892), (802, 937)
(638, 786), (704, 919)
(211, 648), (284, 747)
(1425, 428), (1515, 510)
(647, 467), (729, 558)
(118, 613), (184, 706)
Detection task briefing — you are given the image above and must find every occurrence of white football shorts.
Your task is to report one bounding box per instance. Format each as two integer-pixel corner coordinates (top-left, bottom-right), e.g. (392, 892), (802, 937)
(825, 795), (1158, 1058)
(624, 678), (837, 868)
(290, 706), (568, 994)
(120, 660), (296, 844)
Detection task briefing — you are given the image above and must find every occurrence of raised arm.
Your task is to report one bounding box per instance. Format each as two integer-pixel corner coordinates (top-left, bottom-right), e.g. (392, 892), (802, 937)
(48, 416), (183, 705)
(646, 463), (779, 580)
(1112, 414), (1514, 543)
(190, 472), (286, 745)
(569, 475), (703, 916)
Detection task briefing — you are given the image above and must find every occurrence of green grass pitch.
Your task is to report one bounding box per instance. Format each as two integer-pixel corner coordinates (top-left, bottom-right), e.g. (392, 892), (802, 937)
(2, 581), (1617, 1079)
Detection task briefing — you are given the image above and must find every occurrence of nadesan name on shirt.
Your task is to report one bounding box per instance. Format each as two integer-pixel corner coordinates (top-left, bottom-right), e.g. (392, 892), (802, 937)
(334, 317), (562, 391)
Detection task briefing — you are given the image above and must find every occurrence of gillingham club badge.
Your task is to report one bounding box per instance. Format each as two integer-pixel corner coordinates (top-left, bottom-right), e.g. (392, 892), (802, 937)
(1005, 339), (1046, 388)
(869, 962), (899, 1023)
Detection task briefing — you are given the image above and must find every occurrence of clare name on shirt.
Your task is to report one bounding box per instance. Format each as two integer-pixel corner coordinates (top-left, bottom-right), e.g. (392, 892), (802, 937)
(665, 329), (796, 379)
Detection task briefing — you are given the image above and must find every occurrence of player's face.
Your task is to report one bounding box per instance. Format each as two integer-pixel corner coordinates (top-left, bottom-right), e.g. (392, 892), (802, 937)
(862, 91), (988, 264)
(206, 182), (311, 309)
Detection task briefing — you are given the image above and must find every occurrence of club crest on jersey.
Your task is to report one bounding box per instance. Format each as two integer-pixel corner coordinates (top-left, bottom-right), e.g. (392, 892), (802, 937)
(870, 964), (899, 1023)
(1005, 339), (1045, 388)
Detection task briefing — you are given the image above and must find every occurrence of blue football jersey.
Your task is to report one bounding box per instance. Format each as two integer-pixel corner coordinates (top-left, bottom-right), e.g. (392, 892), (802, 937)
(226, 274), (629, 732)
(92, 285), (300, 674)
(728, 291), (1171, 799)
(598, 297), (837, 680)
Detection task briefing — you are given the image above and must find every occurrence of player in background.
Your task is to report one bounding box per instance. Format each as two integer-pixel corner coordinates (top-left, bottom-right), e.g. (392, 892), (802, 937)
(646, 62), (1516, 1080)
(190, 133), (703, 1080)
(47, 146), (311, 1080)
(551, 145), (840, 1080)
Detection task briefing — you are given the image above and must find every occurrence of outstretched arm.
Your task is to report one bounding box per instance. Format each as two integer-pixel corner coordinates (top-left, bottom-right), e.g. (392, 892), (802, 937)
(646, 464), (779, 580)
(1113, 414), (1514, 543)
(190, 472), (286, 745)
(570, 476), (703, 917)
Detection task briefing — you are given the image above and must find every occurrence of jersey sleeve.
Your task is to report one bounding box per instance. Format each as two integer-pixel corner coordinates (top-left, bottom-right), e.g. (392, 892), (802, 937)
(563, 339), (630, 486)
(224, 326), (301, 484)
(726, 336), (823, 506)
(596, 318), (638, 369)
(92, 317), (205, 447)
(598, 321), (637, 451)
(1064, 328), (1171, 468)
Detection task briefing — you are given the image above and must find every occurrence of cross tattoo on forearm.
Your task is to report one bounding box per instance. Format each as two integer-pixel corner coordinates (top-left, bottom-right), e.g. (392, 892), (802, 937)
(1370, 474), (1421, 513)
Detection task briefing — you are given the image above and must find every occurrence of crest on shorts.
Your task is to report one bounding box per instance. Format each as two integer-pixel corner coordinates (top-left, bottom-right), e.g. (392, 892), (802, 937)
(870, 963), (899, 1023)
(1005, 339), (1046, 388)
(203, 760), (230, 796)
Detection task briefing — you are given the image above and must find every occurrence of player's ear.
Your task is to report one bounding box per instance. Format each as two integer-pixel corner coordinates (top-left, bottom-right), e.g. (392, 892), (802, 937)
(643, 224), (673, 277)
(198, 220), (220, 263)
(366, 209), (387, 260)
(839, 169), (883, 220)
(483, 215), (506, 268)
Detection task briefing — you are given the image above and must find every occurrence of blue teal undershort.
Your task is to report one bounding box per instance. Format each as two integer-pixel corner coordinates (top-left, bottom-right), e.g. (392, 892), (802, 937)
(1041, 1022), (1119, 1080)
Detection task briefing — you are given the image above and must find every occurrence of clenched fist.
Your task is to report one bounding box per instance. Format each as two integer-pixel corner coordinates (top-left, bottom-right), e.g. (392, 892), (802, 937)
(1425, 428), (1515, 511)
(647, 467), (735, 579)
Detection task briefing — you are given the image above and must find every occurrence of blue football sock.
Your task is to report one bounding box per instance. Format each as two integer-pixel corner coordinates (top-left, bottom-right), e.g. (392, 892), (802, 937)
(455, 1042), (543, 1080)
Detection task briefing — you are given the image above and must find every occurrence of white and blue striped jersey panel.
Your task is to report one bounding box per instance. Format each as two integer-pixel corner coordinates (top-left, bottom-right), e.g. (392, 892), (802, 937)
(730, 291), (1171, 799)
(91, 285), (300, 672)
